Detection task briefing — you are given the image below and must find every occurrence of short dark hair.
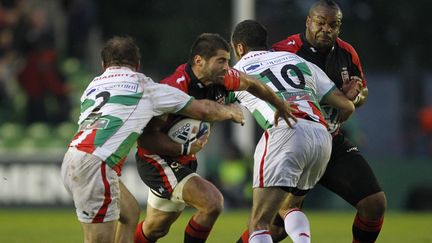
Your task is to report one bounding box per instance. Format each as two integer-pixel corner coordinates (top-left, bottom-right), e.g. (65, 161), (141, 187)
(101, 36), (141, 67)
(309, 0), (342, 16)
(187, 33), (230, 65)
(231, 20), (268, 50)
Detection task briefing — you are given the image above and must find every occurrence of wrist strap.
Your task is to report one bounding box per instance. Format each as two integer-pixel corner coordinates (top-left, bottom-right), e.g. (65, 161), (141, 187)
(181, 141), (191, 155)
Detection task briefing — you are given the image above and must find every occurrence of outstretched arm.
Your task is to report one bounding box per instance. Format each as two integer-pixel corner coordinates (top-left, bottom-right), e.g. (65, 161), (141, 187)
(178, 99), (245, 125)
(237, 71), (297, 127)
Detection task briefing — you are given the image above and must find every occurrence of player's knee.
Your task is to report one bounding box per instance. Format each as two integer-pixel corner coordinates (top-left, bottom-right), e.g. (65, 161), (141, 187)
(373, 192), (387, 215)
(200, 189), (224, 217)
(357, 191), (387, 218)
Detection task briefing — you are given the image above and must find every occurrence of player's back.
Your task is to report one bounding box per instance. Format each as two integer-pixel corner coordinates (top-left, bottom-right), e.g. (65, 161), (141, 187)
(71, 66), (191, 172)
(234, 51), (335, 129)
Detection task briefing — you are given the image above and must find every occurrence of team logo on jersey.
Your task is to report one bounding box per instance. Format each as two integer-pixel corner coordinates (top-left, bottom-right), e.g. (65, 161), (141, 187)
(245, 64), (261, 71)
(287, 40), (296, 45)
(176, 76), (186, 84)
(86, 88), (96, 96)
(341, 67), (349, 83)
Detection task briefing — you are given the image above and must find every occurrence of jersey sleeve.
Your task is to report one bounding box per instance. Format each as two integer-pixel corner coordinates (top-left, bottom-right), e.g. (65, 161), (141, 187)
(160, 72), (189, 93)
(271, 34), (302, 53)
(151, 82), (193, 114)
(223, 68), (241, 91)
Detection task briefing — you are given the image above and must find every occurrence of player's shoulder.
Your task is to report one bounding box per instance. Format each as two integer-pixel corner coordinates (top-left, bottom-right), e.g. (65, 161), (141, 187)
(160, 64), (190, 91)
(335, 38), (358, 55)
(272, 33), (303, 53)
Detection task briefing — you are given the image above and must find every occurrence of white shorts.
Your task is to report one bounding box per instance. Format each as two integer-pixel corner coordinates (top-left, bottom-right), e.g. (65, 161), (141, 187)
(253, 119), (332, 190)
(147, 173), (198, 212)
(61, 147), (120, 223)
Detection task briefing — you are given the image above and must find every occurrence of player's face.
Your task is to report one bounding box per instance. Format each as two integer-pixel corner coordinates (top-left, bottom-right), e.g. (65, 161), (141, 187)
(201, 49), (230, 85)
(306, 6), (342, 50)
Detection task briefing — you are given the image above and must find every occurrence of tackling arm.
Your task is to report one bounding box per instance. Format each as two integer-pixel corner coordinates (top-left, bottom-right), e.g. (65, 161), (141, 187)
(178, 98), (245, 124)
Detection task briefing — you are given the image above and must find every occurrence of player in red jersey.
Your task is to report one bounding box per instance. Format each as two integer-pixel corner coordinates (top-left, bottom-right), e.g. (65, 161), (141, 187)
(133, 33), (296, 243)
(238, 1), (386, 243)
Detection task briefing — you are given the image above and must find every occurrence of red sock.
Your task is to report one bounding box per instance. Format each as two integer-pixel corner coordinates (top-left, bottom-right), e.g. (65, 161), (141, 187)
(134, 221), (155, 243)
(184, 217), (212, 243)
(352, 213), (384, 243)
(236, 229), (249, 243)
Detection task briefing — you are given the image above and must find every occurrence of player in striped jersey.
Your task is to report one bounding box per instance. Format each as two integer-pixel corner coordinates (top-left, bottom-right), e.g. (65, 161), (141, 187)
(231, 20), (355, 243)
(61, 36), (245, 243)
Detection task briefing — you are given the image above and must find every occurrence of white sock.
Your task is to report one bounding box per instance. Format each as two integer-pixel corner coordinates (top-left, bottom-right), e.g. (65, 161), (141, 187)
(284, 208), (311, 243)
(249, 230), (272, 243)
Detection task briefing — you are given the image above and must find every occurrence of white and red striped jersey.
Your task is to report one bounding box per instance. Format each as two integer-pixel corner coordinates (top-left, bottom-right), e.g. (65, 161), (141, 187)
(70, 66), (193, 174)
(234, 51), (335, 129)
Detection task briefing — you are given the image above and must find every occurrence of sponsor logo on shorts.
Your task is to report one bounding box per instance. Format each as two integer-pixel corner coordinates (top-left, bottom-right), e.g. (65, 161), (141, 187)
(169, 162), (182, 172)
(347, 147), (359, 153)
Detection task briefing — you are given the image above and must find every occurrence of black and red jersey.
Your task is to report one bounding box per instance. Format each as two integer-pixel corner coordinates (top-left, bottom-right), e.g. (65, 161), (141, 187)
(137, 63), (240, 165)
(161, 63), (240, 103)
(272, 33), (366, 89)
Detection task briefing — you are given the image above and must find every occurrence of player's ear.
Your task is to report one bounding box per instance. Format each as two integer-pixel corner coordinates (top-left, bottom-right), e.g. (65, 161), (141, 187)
(101, 61), (107, 70)
(233, 43), (245, 59)
(306, 16), (311, 28)
(194, 55), (204, 67)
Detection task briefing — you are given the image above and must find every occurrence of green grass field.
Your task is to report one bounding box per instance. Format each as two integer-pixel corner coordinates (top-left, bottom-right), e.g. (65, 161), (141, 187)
(0, 209), (431, 242)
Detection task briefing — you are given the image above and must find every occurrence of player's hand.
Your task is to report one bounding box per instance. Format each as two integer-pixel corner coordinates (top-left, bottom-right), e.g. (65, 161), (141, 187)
(228, 103), (245, 125)
(342, 76), (362, 100)
(274, 101), (297, 128)
(189, 131), (210, 155)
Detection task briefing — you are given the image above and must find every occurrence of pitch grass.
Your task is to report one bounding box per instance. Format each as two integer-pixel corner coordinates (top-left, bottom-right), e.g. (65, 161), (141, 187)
(0, 209), (431, 243)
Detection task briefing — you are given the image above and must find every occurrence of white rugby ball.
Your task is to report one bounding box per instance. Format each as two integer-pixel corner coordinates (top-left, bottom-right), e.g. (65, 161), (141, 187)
(167, 118), (210, 144)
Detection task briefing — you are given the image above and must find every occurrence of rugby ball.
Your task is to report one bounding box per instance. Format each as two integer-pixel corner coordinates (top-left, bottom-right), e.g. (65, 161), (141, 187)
(167, 118), (210, 144)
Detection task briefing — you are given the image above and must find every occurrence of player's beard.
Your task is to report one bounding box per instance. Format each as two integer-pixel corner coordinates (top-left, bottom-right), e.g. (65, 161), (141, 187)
(209, 69), (226, 85)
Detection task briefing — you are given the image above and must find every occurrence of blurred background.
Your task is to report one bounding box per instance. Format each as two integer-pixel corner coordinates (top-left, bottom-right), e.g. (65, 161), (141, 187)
(0, 0), (431, 212)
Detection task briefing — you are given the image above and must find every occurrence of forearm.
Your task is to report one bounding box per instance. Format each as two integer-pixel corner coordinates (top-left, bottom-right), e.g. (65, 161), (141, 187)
(323, 89), (355, 123)
(179, 99), (243, 123)
(137, 131), (182, 156)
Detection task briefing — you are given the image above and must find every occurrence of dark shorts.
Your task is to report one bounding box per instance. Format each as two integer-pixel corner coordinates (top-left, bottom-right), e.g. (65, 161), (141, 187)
(135, 152), (197, 199)
(318, 133), (383, 206)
